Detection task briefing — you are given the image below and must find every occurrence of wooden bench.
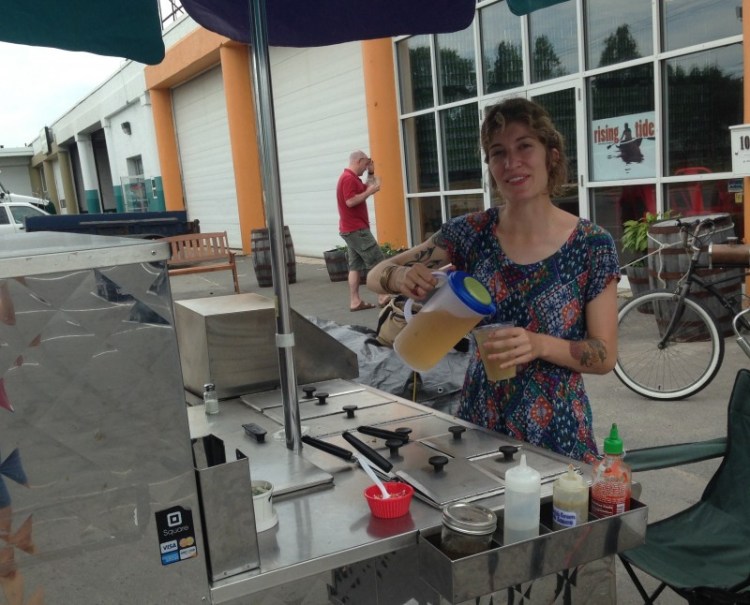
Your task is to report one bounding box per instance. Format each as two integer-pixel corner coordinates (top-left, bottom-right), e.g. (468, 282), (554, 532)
(164, 231), (240, 293)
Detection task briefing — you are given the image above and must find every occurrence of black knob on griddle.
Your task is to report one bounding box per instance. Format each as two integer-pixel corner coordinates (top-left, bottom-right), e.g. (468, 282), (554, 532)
(386, 438), (403, 458)
(343, 404), (358, 419)
(394, 427), (412, 442)
(449, 426), (466, 440)
(302, 386), (316, 399)
(498, 445), (518, 461)
(315, 392), (329, 405)
(429, 455), (449, 472)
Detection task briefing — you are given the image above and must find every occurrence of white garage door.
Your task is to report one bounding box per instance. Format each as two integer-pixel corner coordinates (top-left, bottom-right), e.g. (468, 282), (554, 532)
(173, 66), (241, 247)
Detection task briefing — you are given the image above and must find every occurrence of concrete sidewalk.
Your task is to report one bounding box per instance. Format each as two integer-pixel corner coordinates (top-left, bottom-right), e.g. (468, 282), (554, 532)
(169, 254), (745, 605)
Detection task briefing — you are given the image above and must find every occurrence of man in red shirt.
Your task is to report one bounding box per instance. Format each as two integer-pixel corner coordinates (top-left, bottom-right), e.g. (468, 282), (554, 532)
(337, 150), (389, 311)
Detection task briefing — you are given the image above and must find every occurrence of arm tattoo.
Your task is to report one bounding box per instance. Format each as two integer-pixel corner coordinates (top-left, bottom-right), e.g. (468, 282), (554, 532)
(570, 339), (607, 367)
(404, 230), (449, 269)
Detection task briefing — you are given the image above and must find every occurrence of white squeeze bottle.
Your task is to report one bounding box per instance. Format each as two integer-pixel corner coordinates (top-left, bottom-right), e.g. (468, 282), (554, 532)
(552, 464), (589, 530)
(503, 454), (541, 544)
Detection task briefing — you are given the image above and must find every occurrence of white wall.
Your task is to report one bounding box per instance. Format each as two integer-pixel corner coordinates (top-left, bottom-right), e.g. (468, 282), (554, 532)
(271, 43), (371, 257)
(0, 150), (34, 195)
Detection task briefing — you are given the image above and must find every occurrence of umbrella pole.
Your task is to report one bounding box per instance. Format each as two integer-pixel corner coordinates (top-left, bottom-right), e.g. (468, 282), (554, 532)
(248, 0), (302, 453)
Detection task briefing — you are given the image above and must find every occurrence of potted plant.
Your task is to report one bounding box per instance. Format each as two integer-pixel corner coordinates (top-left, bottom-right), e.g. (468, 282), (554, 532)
(621, 211), (673, 298)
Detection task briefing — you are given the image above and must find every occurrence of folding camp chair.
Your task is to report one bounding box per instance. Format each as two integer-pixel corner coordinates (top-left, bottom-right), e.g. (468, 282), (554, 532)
(619, 368), (750, 604)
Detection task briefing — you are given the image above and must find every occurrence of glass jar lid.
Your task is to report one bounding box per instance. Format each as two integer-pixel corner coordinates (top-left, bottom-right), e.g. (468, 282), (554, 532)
(442, 502), (497, 535)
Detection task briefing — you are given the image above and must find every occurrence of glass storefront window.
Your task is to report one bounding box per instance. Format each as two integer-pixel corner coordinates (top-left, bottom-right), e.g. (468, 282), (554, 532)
(528, 1), (578, 83)
(409, 196), (442, 243)
(440, 103), (481, 191)
(479, 2), (523, 94)
(663, 0), (742, 52)
(403, 114), (439, 193)
(665, 45), (742, 176)
(588, 64), (654, 181)
(591, 184), (656, 263)
(585, 0), (651, 69)
(436, 26), (477, 104)
(447, 194), (484, 219)
(532, 89), (578, 182)
(665, 179), (743, 240)
(396, 35), (434, 113)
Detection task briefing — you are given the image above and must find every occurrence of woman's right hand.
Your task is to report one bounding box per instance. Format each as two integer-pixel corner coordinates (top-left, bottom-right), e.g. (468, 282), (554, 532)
(393, 264), (439, 299)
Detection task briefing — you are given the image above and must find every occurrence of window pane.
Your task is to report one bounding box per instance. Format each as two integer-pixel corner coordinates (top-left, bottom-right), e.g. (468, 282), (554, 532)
(663, 0), (742, 52)
(588, 64), (655, 181)
(585, 0), (652, 69)
(532, 89), (578, 181)
(665, 45), (742, 175)
(529, 1), (578, 83)
(409, 196), (442, 243)
(666, 179), (743, 239)
(396, 35), (434, 113)
(480, 2), (523, 94)
(403, 114), (439, 193)
(447, 194), (484, 219)
(441, 103), (481, 191)
(591, 184), (656, 263)
(436, 25), (477, 104)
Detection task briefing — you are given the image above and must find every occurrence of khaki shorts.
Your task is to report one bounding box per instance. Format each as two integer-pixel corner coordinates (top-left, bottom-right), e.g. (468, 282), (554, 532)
(340, 229), (384, 272)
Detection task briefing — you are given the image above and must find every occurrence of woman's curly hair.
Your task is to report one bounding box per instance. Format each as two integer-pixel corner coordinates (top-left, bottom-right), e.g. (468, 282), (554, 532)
(480, 97), (569, 198)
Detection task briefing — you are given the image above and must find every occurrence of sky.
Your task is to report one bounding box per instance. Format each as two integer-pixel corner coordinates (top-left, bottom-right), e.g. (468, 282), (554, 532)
(0, 43), (127, 149)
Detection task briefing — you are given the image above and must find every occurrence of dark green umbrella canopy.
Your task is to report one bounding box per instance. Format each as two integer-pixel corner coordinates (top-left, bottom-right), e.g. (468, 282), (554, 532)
(0, 0), (165, 64)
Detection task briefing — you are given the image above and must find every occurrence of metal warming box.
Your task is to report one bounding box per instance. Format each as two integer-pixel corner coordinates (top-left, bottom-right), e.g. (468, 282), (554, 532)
(173, 293), (358, 399)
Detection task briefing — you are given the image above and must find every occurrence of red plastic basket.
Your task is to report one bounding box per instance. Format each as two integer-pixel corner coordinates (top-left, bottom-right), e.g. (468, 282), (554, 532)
(364, 482), (414, 518)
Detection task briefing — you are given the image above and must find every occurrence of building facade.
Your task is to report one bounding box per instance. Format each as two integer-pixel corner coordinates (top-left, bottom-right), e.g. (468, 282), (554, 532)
(30, 0), (748, 260)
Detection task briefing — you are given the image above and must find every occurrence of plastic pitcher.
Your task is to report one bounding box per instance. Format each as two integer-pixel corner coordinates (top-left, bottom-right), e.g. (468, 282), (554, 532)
(393, 270), (495, 372)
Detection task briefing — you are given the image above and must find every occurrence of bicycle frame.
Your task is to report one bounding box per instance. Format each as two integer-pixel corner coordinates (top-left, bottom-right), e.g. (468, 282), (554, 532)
(659, 219), (750, 347)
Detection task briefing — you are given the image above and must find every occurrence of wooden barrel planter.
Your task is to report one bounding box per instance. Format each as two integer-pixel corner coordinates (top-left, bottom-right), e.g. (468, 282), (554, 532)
(323, 248), (349, 282)
(250, 227), (296, 287)
(648, 213), (742, 337)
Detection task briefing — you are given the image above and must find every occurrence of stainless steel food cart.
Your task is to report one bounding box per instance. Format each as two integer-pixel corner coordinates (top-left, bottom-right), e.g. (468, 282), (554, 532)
(0, 233), (645, 605)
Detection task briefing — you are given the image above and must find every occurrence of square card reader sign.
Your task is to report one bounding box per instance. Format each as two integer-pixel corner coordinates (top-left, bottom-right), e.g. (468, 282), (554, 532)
(730, 124), (750, 175)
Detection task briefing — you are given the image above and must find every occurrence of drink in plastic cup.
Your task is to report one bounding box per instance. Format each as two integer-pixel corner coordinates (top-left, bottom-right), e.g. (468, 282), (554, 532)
(473, 322), (515, 381)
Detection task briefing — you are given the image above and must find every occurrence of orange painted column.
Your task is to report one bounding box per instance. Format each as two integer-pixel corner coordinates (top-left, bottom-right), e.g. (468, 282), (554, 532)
(150, 88), (184, 211)
(361, 39), (408, 248)
(220, 43), (266, 254)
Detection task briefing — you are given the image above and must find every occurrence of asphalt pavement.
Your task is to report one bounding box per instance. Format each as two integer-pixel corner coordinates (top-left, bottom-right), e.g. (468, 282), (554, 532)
(168, 254), (746, 605)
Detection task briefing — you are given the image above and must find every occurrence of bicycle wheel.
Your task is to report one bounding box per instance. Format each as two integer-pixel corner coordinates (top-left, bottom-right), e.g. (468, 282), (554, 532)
(615, 289), (724, 400)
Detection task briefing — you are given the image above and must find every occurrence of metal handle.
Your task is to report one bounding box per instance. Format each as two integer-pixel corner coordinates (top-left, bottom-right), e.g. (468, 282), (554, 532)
(357, 425), (409, 443)
(341, 431), (393, 473)
(301, 435), (354, 461)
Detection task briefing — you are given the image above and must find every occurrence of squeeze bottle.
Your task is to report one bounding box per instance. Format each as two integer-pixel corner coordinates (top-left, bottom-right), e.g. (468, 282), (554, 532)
(503, 454), (541, 544)
(552, 464), (589, 530)
(590, 424), (631, 517)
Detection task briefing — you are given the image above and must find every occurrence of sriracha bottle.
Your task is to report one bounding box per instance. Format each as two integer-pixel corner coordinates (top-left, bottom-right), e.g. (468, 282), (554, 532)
(590, 424), (631, 517)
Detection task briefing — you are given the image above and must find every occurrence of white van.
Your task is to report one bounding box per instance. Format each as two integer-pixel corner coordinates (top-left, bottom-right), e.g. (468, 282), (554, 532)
(0, 202), (49, 235)
(0, 180), (49, 211)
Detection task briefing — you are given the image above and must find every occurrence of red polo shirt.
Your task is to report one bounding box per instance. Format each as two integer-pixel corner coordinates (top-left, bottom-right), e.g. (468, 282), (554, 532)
(336, 168), (370, 233)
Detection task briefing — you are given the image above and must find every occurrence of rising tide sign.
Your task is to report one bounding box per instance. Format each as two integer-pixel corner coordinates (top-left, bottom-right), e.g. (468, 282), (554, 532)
(730, 125), (750, 176)
(590, 111), (656, 181)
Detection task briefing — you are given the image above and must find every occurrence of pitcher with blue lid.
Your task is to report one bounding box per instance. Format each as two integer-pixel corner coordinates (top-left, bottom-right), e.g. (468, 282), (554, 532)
(394, 270), (495, 372)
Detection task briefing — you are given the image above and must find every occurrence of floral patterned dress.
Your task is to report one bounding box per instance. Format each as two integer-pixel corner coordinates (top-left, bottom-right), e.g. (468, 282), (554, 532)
(441, 207), (620, 463)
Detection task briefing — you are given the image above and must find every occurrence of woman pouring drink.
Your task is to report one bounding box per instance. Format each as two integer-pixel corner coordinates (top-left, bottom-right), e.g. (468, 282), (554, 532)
(367, 98), (619, 464)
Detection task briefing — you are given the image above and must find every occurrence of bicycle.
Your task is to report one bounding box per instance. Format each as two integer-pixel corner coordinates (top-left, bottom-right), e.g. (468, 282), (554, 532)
(615, 216), (750, 400)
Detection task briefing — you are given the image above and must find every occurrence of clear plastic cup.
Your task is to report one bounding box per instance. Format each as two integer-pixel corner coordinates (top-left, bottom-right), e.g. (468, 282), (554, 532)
(473, 322), (515, 381)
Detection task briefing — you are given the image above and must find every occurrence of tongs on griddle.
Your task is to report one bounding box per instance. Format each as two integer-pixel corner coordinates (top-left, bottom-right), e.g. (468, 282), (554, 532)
(356, 425), (409, 443)
(301, 432), (393, 474)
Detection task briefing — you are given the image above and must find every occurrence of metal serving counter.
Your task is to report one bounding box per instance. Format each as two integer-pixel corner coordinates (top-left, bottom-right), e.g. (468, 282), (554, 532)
(188, 380), (646, 605)
(0, 233), (646, 605)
